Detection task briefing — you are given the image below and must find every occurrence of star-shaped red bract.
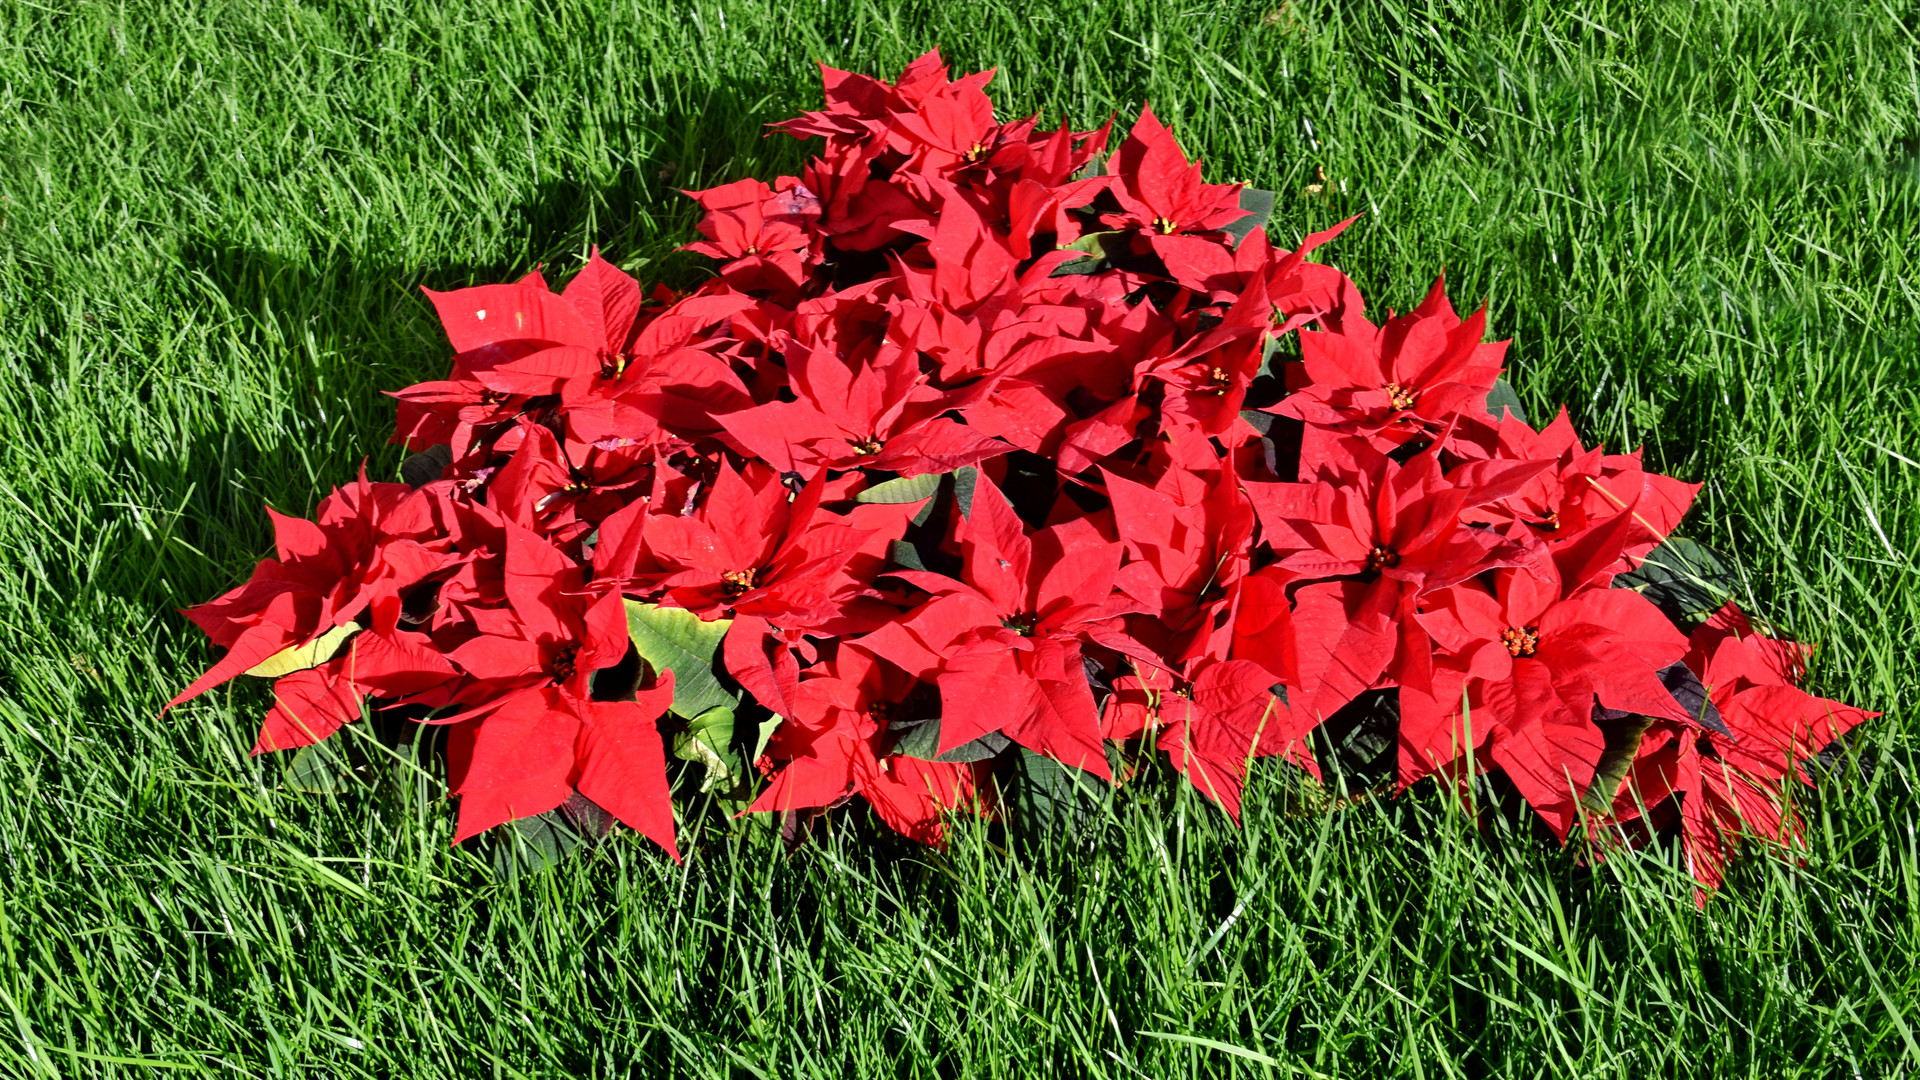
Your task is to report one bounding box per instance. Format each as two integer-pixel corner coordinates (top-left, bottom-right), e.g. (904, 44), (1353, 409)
(1406, 559), (1695, 838)
(1596, 603), (1877, 900)
(747, 648), (982, 844)
(859, 472), (1141, 777)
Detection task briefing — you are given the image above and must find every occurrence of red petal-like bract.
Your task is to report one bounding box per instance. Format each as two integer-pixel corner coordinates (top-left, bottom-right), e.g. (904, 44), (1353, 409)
(172, 49), (1873, 899)
(1588, 602), (1877, 904)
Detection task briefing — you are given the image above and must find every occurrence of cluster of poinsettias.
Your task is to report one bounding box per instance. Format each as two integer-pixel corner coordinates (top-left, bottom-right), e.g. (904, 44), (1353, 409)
(171, 51), (1872, 896)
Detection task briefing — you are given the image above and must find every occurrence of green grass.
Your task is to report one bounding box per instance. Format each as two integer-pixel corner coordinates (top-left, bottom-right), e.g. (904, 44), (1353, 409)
(3, 0), (1918, 1075)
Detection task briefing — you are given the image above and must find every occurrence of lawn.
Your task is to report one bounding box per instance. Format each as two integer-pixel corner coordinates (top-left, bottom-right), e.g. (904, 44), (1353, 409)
(3, 0), (1918, 1075)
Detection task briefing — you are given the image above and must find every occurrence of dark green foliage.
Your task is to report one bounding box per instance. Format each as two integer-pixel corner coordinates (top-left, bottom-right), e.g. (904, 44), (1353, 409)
(1000, 745), (1115, 840)
(1223, 186), (1277, 246)
(1616, 535), (1742, 626)
(624, 601), (738, 718)
(1485, 378), (1528, 424)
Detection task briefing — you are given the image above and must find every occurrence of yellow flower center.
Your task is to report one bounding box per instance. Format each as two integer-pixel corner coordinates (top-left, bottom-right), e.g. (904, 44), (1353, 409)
(1502, 626), (1540, 658)
(720, 568), (760, 600)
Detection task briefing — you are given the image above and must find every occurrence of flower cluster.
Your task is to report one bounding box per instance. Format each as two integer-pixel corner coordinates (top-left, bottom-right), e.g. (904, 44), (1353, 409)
(174, 51), (1874, 896)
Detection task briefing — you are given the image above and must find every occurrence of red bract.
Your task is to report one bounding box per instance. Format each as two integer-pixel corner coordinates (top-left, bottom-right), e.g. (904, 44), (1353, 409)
(1456, 408), (1699, 578)
(388, 358), (531, 460)
(1271, 275), (1505, 459)
(436, 524), (680, 854)
(747, 648), (983, 844)
(860, 473), (1139, 777)
(422, 254), (754, 453)
(171, 471), (457, 714)
(715, 342), (1010, 477)
(1595, 603), (1876, 900)
(642, 460), (903, 629)
(1098, 106), (1247, 240)
(486, 420), (655, 545)
(167, 51), (1874, 901)
(1252, 446), (1547, 591)
(681, 178), (819, 299)
(1405, 561), (1693, 839)
(1105, 463), (1253, 669)
(640, 459), (909, 716)
(1244, 447), (1551, 731)
(1101, 659), (1287, 819)
(441, 525), (628, 712)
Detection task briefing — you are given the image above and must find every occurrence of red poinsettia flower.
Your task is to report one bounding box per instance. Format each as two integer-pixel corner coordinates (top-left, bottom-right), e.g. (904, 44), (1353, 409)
(1596, 603), (1877, 900)
(1248, 445), (1550, 605)
(1097, 105), (1248, 239)
(681, 177), (819, 298)
(770, 59), (901, 146)
(484, 419), (655, 545)
(1101, 658), (1287, 819)
(1105, 462), (1254, 669)
(388, 351), (533, 460)
(773, 50), (970, 148)
(714, 342), (1010, 478)
(1236, 445), (1548, 735)
(1134, 275), (1277, 436)
(884, 64), (999, 173)
(441, 523), (630, 715)
(888, 181), (1023, 316)
(747, 648), (982, 844)
(430, 524), (679, 854)
(640, 460), (914, 717)
(249, 584), (462, 755)
(1456, 408), (1699, 581)
(443, 672), (679, 857)
(1271, 275), (1506, 458)
(772, 52), (970, 252)
(1404, 560), (1696, 839)
(858, 473), (1143, 777)
(424, 254), (755, 451)
(642, 460), (904, 627)
(170, 471), (458, 712)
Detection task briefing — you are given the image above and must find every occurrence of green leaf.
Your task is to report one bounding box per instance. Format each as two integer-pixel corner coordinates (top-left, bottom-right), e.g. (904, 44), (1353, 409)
(672, 705), (744, 794)
(884, 468), (972, 577)
(1485, 379), (1528, 424)
(490, 810), (584, 881)
(887, 715), (940, 759)
(1613, 536), (1738, 625)
(888, 714), (1011, 763)
(1135, 1031), (1279, 1067)
(282, 738), (355, 793)
(887, 539), (929, 572)
(937, 732), (1011, 764)
(1063, 230), (1123, 256)
(952, 465), (978, 518)
(398, 443), (453, 488)
(1070, 154), (1105, 181)
(752, 713), (782, 764)
(1003, 747), (1110, 837)
(1050, 230), (1130, 276)
(855, 471), (943, 503)
(1222, 186), (1276, 246)
(623, 600), (736, 718)
(246, 623), (356, 678)
(1308, 688), (1400, 795)
(1582, 716), (1652, 814)
(557, 790), (616, 842)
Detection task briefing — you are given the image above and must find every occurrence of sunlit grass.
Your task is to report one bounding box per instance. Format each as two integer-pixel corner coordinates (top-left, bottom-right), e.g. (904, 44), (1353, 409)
(0, 0), (1915, 1074)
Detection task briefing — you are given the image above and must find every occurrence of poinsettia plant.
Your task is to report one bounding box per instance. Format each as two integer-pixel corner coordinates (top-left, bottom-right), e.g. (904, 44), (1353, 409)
(173, 50), (1875, 900)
